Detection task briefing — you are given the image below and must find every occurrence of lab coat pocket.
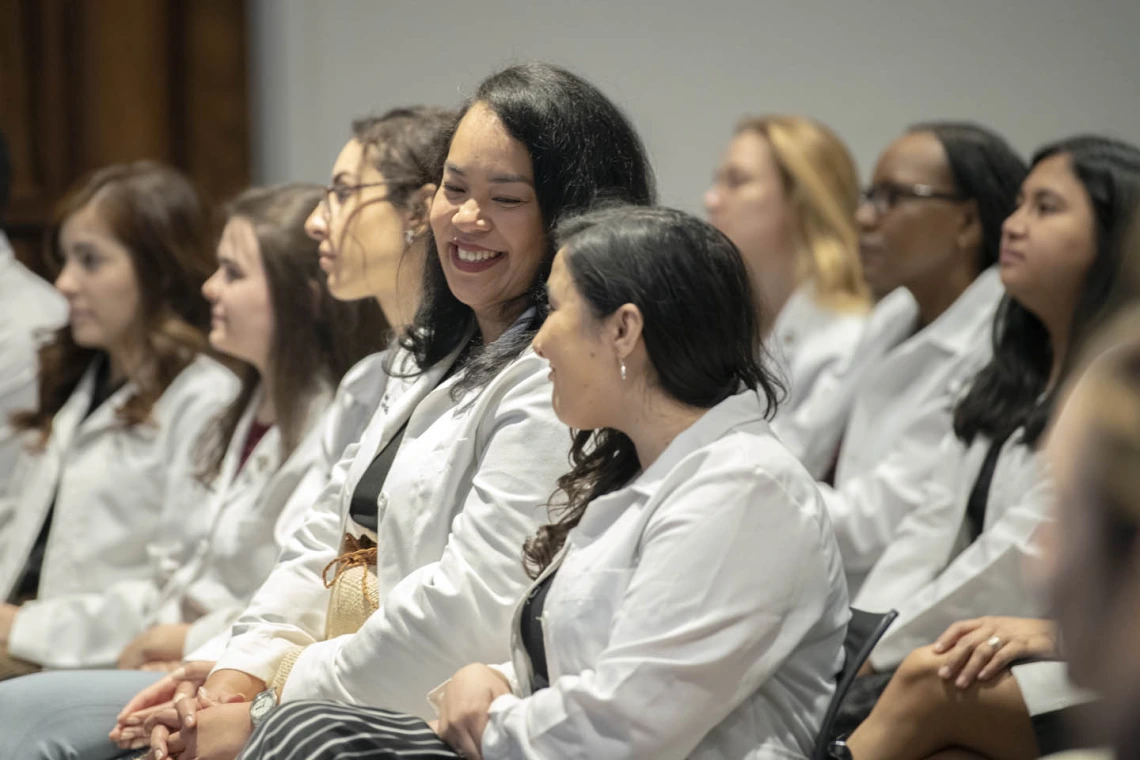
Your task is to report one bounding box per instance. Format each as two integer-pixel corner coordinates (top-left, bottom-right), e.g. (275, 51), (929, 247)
(545, 566), (634, 674)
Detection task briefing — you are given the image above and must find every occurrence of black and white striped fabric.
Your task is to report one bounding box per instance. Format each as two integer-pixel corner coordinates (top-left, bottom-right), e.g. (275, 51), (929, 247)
(239, 701), (464, 760)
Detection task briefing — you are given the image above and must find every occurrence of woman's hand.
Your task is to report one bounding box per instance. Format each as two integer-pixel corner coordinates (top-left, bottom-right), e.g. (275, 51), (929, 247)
(144, 685), (245, 759)
(0, 603), (19, 646)
(932, 617), (1058, 688)
(110, 661), (216, 748)
(165, 700), (254, 760)
(436, 664), (512, 760)
(118, 624), (192, 670)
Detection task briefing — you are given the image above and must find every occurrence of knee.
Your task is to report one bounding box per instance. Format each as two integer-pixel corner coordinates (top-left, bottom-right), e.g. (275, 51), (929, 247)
(893, 645), (945, 693)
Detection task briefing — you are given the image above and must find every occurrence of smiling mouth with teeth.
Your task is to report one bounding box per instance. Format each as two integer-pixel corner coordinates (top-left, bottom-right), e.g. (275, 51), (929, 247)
(457, 247), (504, 262)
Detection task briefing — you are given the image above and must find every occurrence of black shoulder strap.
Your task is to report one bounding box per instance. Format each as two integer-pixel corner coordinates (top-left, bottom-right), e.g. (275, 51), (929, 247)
(964, 431), (1015, 542)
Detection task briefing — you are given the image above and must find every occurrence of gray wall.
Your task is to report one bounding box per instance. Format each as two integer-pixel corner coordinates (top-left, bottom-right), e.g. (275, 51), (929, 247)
(249, 0), (1140, 213)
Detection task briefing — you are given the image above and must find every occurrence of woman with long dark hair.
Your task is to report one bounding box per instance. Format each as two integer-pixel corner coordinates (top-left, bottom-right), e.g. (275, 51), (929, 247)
(787, 123), (1027, 597)
(830, 135), (1140, 760)
(0, 162), (238, 676)
(128, 64), (656, 760)
(239, 205), (849, 760)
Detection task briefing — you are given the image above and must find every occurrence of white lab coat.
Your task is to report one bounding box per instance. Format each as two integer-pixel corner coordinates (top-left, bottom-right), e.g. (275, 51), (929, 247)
(769, 285), (868, 437)
(0, 233), (67, 486)
(781, 270), (1004, 595)
(213, 340), (568, 717)
(0, 354), (237, 667)
(147, 383), (332, 660)
(853, 429), (1054, 670)
(181, 351), (390, 661)
(478, 390), (849, 760)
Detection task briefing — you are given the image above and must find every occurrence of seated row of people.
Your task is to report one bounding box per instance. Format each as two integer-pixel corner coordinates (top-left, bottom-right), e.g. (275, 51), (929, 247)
(0, 61), (1137, 759)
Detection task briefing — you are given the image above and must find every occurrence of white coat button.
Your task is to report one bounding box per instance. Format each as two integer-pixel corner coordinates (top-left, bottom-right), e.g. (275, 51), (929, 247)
(377, 493), (388, 510)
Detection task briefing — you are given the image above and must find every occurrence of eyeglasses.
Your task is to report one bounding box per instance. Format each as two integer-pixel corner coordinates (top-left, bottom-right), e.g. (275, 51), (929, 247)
(861, 183), (967, 216)
(320, 180), (391, 213)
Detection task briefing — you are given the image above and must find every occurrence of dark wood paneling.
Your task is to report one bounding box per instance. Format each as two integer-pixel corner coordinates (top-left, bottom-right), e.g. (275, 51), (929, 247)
(0, 0), (250, 276)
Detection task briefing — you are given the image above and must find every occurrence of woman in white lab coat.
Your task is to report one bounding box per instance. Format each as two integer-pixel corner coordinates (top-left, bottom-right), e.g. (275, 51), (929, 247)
(0, 110), (457, 760)
(0, 162), (237, 674)
(124, 183), (389, 668)
(129, 64), (657, 760)
(240, 205), (850, 760)
(784, 123), (1028, 596)
(705, 115), (870, 440)
(0, 128), (68, 483)
(829, 136), (1140, 760)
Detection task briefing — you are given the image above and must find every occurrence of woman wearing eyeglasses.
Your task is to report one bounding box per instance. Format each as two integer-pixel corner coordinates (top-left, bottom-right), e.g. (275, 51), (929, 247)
(827, 135), (1140, 760)
(778, 123), (1027, 597)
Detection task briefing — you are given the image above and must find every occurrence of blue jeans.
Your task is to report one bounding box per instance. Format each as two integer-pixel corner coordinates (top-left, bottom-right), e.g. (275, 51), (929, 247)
(0, 669), (161, 760)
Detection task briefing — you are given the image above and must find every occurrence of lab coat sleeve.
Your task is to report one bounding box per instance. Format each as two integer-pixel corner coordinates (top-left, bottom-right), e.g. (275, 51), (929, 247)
(817, 392), (955, 576)
(278, 361), (565, 716)
(211, 359), (384, 683)
(868, 478), (1054, 670)
(211, 442), (355, 684)
(481, 466), (842, 759)
(7, 370), (232, 668)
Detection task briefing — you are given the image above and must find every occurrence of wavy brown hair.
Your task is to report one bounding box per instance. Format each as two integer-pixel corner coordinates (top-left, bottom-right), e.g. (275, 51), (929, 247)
(11, 162), (215, 444)
(196, 184), (390, 482)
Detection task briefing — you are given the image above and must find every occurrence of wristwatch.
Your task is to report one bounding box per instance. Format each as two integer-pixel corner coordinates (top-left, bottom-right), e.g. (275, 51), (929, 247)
(828, 738), (855, 760)
(249, 688), (278, 728)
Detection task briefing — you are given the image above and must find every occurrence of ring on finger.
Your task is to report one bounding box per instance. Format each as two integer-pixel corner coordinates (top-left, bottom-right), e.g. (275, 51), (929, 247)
(986, 635), (1003, 650)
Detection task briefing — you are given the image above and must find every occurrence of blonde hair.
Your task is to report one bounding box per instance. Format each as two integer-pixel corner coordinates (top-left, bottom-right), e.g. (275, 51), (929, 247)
(736, 115), (869, 312)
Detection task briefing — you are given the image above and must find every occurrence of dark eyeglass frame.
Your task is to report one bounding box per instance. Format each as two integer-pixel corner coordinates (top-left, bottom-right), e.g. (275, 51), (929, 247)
(861, 182), (967, 215)
(320, 180), (391, 211)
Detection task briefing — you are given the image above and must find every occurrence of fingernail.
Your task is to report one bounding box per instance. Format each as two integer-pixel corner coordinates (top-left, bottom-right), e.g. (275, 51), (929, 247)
(154, 751), (164, 760)
(956, 676), (968, 688)
(185, 714), (194, 727)
(933, 643), (945, 653)
(199, 686), (210, 700)
(125, 716), (141, 726)
(938, 666), (950, 679)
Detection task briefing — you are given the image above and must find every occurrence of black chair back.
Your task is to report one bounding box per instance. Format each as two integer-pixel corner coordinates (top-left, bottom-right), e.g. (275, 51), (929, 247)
(811, 607), (898, 760)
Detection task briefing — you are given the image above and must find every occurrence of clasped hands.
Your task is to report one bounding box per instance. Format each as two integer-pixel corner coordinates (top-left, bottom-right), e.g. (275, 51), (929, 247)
(110, 663), (260, 760)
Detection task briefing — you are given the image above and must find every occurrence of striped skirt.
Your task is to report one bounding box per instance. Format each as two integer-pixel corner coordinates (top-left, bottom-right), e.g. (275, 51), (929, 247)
(239, 701), (464, 760)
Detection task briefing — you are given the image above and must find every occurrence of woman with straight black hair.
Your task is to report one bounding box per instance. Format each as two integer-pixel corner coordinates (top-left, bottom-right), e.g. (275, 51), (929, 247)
(829, 135), (1140, 760)
(774, 122), (1028, 598)
(132, 63), (657, 760)
(239, 205), (848, 760)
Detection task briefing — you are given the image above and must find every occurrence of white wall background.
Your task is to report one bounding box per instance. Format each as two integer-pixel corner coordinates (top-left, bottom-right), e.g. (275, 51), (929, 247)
(248, 0), (1140, 213)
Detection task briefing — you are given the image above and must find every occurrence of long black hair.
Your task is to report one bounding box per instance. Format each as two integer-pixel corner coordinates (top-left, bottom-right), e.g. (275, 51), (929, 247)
(954, 135), (1140, 447)
(400, 63), (656, 394)
(523, 205), (783, 575)
(909, 121), (1028, 274)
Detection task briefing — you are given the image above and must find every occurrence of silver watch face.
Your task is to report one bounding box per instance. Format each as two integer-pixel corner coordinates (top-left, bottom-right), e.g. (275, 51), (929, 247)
(250, 691), (276, 722)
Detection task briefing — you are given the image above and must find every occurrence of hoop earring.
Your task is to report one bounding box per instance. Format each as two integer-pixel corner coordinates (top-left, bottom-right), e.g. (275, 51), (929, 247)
(620, 360), (627, 381)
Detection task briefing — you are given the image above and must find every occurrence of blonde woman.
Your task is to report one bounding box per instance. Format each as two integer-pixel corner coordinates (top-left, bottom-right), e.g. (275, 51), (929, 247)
(706, 115), (870, 442)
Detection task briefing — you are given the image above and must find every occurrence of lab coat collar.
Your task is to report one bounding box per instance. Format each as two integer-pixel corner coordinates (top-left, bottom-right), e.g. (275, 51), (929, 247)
(628, 389), (770, 497)
(915, 268), (1003, 356)
(70, 357), (141, 443)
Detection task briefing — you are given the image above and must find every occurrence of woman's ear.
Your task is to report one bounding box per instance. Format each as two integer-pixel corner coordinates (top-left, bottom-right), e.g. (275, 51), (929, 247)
(408, 183), (438, 237)
(957, 199), (983, 254)
(611, 303), (644, 361)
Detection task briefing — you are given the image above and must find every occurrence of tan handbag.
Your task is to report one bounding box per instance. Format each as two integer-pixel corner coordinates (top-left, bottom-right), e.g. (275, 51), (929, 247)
(322, 533), (380, 638)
